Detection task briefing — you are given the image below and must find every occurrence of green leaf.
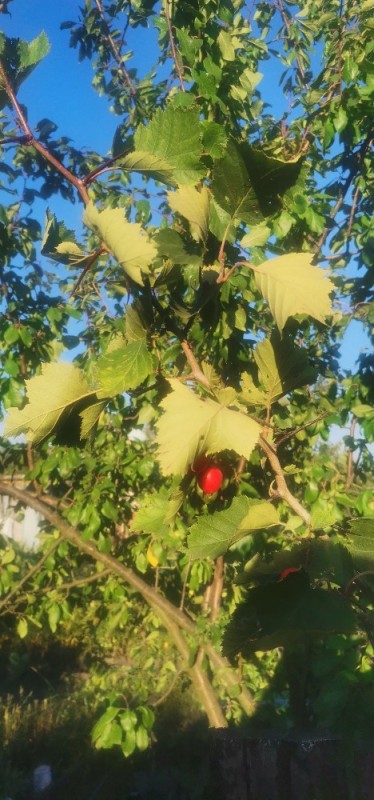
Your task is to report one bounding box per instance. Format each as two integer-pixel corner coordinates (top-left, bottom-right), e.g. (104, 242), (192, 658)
(217, 29), (235, 61)
(254, 334), (317, 402)
(125, 305), (147, 343)
(241, 223), (271, 249)
(80, 400), (106, 439)
(97, 341), (153, 398)
(136, 726), (149, 751)
(188, 497), (280, 560)
(131, 489), (183, 536)
(18, 31), (50, 71)
(156, 379), (261, 476)
(167, 186), (210, 242)
(41, 212), (79, 264)
(240, 373), (267, 407)
(121, 106), (205, 186)
(5, 362), (97, 444)
(83, 203), (157, 286)
(122, 728), (136, 757)
(223, 573), (357, 657)
(346, 518), (374, 571)
(155, 229), (202, 265)
(17, 618), (28, 639)
(200, 120), (227, 159)
(47, 603), (61, 633)
(211, 140), (263, 227)
(92, 707), (119, 745)
(334, 106), (348, 133)
(253, 253), (334, 332)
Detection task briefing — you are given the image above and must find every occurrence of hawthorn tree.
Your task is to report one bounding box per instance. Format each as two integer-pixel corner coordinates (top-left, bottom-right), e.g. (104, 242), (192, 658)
(0, 0), (373, 756)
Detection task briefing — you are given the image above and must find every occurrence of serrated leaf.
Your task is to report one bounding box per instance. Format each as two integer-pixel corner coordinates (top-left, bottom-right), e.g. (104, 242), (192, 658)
(211, 141), (302, 230)
(200, 120), (227, 159)
(156, 379), (261, 476)
(189, 497), (280, 560)
(167, 186), (210, 242)
(223, 574), (356, 657)
(254, 334), (317, 402)
(41, 212), (79, 265)
(131, 489), (183, 536)
(97, 341), (153, 398)
(346, 518), (374, 571)
(121, 106), (205, 186)
(18, 31), (50, 70)
(253, 253), (334, 332)
(217, 29), (235, 61)
(211, 140), (262, 227)
(155, 228), (202, 266)
(125, 305), (147, 342)
(5, 362), (97, 444)
(80, 400), (106, 439)
(240, 373), (267, 406)
(83, 204), (157, 286)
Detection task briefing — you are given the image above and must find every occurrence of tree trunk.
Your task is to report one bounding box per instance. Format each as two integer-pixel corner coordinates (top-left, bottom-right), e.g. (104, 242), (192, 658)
(211, 730), (374, 800)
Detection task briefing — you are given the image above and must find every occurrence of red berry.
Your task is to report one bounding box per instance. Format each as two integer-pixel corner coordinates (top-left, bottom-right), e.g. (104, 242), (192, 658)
(197, 465), (223, 494)
(279, 566), (300, 581)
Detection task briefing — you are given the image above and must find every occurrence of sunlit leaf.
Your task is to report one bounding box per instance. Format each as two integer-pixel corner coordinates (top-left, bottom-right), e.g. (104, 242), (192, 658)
(5, 362), (97, 444)
(83, 203), (157, 286)
(167, 186), (210, 242)
(253, 253), (334, 332)
(156, 379), (261, 476)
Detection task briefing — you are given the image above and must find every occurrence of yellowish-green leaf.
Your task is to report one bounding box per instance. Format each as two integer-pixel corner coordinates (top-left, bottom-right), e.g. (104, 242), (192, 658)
(241, 222), (271, 249)
(156, 379), (261, 476)
(125, 305), (147, 343)
(167, 186), (210, 242)
(83, 204), (157, 285)
(5, 362), (96, 444)
(97, 341), (153, 398)
(240, 373), (267, 406)
(253, 253), (334, 332)
(217, 29), (236, 61)
(80, 400), (106, 439)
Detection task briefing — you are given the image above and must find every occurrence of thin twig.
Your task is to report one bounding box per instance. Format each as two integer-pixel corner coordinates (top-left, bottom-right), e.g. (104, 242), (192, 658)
(94, 0), (137, 97)
(71, 246), (105, 296)
(0, 481), (256, 716)
(180, 340), (211, 389)
(164, 0), (185, 92)
(0, 538), (62, 613)
(345, 417), (357, 491)
(344, 570), (374, 596)
(314, 130), (373, 255)
(276, 412), (330, 446)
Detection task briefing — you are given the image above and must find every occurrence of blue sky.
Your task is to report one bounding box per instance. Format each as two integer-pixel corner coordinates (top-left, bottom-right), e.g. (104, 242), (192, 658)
(1, 0), (370, 374)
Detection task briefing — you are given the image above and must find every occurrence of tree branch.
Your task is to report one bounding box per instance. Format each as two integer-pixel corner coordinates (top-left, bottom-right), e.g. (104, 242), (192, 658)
(94, 0), (137, 98)
(164, 0), (186, 92)
(259, 436), (311, 526)
(314, 129), (373, 255)
(0, 61), (90, 204)
(0, 537), (62, 613)
(0, 481), (255, 716)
